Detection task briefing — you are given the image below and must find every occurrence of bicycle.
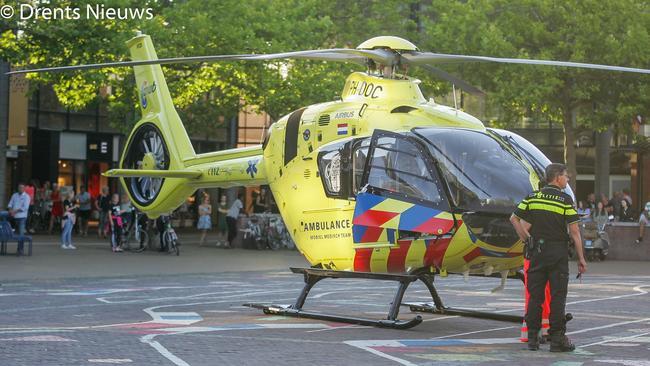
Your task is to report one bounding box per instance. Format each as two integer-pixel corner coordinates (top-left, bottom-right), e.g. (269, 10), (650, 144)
(241, 213), (295, 250)
(160, 216), (180, 256)
(266, 214), (294, 250)
(241, 215), (264, 249)
(122, 209), (149, 252)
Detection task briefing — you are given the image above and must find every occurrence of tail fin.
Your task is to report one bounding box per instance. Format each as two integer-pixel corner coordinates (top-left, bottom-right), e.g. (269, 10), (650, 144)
(127, 34), (195, 161)
(116, 34), (198, 216)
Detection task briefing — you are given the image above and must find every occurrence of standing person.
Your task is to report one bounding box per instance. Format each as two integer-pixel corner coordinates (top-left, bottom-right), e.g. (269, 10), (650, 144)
(95, 187), (111, 238)
(49, 183), (63, 234)
(520, 257), (552, 344)
(61, 190), (78, 249)
(120, 194), (133, 229)
(77, 185), (92, 236)
(253, 187), (269, 213)
(156, 214), (171, 252)
(108, 193), (124, 253)
(636, 202), (650, 244)
(510, 163), (587, 352)
(216, 194), (228, 246)
(197, 196), (212, 246)
(33, 181), (46, 230)
(24, 180), (37, 234)
(42, 181), (52, 227)
(7, 183), (30, 236)
(225, 194), (243, 249)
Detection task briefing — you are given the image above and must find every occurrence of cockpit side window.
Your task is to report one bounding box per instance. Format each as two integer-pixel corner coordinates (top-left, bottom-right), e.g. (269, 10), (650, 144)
(317, 140), (353, 199)
(362, 132), (448, 208)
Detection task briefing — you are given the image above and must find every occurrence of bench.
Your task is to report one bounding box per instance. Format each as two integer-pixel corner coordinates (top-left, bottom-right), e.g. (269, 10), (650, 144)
(0, 218), (33, 256)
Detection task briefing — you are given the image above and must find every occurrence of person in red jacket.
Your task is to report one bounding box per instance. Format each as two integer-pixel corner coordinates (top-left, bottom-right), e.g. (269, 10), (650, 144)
(521, 258), (551, 343)
(518, 219), (551, 343)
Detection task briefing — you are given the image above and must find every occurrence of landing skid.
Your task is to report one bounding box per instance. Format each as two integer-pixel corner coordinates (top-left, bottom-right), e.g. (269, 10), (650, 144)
(244, 267), (423, 329)
(403, 303), (523, 323)
(403, 271), (523, 323)
(245, 267), (525, 329)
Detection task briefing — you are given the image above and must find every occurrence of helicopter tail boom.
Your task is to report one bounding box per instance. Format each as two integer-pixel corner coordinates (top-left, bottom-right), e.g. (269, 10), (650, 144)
(114, 34), (267, 217)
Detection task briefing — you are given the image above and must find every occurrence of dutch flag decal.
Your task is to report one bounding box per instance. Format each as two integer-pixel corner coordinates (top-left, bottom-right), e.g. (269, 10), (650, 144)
(337, 123), (348, 135)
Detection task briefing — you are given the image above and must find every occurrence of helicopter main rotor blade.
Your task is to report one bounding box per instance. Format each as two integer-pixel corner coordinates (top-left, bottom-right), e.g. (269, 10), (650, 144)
(240, 48), (395, 65)
(6, 54), (256, 75)
(416, 64), (485, 96)
(402, 52), (650, 75)
(7, 49), (391, 75)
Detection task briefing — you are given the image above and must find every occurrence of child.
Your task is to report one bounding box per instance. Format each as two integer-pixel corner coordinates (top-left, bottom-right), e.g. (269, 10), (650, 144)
(108, 193), (125, 252)
(61, 191), (78, 250)
(197, 196), (212, 246)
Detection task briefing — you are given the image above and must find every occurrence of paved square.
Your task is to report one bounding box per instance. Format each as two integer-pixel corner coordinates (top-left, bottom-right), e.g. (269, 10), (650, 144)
(1, 235), (649, 365)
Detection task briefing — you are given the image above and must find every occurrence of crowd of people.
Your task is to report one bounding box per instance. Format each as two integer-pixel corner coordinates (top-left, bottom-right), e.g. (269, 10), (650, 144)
(5, 181), (279, 252)
(6, 181), (137, 251)
(573, 189), (649, 244)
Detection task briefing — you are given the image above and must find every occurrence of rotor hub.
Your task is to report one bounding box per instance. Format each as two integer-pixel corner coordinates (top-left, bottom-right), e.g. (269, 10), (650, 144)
(357, 36), (418, 52)
(141, 153), (156, 170)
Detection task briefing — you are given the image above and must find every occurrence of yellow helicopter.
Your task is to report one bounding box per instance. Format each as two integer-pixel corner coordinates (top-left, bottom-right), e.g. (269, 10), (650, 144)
(12, 34), (649, 329)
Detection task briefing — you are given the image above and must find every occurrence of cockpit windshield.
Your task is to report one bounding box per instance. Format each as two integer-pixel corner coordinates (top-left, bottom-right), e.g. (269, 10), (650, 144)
(488, 128), (576, 201)
(414, 128), (534, 214)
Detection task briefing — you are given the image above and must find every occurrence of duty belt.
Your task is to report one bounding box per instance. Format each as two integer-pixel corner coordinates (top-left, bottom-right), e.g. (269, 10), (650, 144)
(525, 237), (568, 259)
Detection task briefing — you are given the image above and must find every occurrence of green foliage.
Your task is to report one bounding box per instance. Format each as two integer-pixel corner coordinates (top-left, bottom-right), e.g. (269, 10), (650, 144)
(2, 0), (648, 146)
(422, 0), (650, 130)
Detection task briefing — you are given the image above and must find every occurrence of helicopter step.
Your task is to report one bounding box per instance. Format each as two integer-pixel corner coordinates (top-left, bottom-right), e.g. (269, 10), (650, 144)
(244, 267), (424, 329)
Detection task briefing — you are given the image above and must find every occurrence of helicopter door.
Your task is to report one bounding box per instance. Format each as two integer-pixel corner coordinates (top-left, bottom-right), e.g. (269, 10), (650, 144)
(352, 130), (453, 245)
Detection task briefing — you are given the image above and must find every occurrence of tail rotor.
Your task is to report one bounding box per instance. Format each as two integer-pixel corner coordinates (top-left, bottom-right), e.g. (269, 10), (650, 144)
(122, 123), (170, 206)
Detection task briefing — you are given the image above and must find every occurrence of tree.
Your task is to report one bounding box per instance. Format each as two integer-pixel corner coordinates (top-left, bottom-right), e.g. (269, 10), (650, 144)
(0, 0), (169, 131)
(422, 0), (650, 192)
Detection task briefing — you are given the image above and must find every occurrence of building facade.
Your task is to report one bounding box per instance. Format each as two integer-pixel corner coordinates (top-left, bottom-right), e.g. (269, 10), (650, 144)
(6, 84), (233, 203)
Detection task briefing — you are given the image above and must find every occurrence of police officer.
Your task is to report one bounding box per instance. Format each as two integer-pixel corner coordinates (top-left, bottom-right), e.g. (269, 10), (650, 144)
(510, 163), (587, 352)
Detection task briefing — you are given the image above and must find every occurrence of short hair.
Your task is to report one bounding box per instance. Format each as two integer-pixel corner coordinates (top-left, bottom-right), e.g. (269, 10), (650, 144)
(545, 163), (567, 183)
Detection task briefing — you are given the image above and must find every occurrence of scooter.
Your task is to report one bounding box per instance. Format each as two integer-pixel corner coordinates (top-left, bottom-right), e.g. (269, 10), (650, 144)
(580, 221), (609, 261)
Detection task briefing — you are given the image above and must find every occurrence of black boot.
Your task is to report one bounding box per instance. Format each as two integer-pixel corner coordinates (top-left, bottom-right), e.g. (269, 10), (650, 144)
(550, 334), (575, 352)
(527, 331), (540, 351)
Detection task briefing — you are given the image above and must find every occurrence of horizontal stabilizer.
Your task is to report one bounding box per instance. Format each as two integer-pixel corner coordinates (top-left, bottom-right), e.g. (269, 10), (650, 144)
(104, 169), (202, 179)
